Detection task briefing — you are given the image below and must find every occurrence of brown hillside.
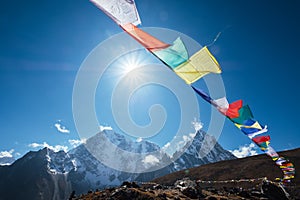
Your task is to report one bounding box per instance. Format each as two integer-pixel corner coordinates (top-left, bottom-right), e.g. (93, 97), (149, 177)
(153, 148), (299, 186)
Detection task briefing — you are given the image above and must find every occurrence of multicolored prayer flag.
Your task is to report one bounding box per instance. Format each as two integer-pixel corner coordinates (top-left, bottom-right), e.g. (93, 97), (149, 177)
(265, 146), (279, 160)
(276, 157), (287, 166)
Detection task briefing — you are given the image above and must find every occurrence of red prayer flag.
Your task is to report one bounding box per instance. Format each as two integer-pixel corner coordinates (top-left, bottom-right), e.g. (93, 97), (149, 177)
(252, 135), (271, 144)
(226, 99), (243, 118)
(121, 23), (170, 51)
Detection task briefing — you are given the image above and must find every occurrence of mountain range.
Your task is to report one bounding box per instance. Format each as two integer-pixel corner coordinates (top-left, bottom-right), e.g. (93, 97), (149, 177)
(0, 129), (235, 200)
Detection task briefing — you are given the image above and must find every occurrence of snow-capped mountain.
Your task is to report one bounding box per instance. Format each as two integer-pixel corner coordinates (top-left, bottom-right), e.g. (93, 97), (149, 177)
(68, 130), (176, 194)
(0, 150), (15, 166)
(0, 129), (235, 199)
(0, 148), (72, 200)
(173, 130), (235, 170)
(0, 156), (15, 166)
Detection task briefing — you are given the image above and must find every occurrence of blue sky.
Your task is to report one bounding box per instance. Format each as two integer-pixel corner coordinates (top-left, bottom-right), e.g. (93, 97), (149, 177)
(1, 0), (300, 159)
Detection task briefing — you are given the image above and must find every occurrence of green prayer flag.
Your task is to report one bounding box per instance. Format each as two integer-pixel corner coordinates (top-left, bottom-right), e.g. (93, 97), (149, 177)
(153, 37), (188, 68)
(230, 105), (253, 124)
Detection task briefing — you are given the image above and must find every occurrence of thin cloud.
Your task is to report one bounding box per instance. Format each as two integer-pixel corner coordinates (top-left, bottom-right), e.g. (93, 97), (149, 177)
(142, 155), (159, 167)
(54, 122), (70, 134)
(14, 152), (21, 157)
(99, 125), (113, 132)
(68, 139), (86, 148)
(168, 120), (203, 156)
(0, 149), (16, 166)
(28, 142), (68, 152)
(230, 143), (258, 158)
(192, 119), (203, 132)
(161, 142), (172, 155)
(0, 149), (14, 158)
(182, 135), (191, 143)
(179, 132), (197, 146)
(162, 142), (170, 149)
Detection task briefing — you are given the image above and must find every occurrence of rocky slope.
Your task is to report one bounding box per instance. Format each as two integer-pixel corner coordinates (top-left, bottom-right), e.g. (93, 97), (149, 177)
(70, 178), (291, 200)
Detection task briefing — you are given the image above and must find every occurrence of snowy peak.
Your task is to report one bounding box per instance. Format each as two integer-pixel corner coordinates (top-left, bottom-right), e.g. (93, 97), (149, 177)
(0, 156), (15, 166)
(47, 148), (75, 174)
(0, 149), (16, 166)
(80, 130), (172, 174)
(173, 130), (236, 170)
(6, 147), (75, 175)
(101, 130), (161, 153)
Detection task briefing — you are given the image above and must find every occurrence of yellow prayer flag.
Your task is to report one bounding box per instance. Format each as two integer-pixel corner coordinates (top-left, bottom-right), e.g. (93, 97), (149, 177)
(174, 46), (221, 84)
(235, 121), (262, 130)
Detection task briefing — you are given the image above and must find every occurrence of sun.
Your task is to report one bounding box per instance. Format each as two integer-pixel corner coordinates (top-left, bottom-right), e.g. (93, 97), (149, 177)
(105, 49), (163, 92)
(118, 50), (148, 75)
(108, 50), (158, 91)
(121, 54), (141, 74)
